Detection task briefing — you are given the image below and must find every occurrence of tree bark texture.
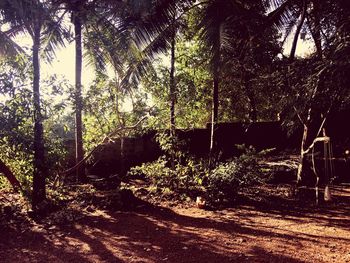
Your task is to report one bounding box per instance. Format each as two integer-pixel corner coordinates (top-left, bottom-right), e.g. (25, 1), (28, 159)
(32, 23), (47, 208)
(0, 159), (22, 192)
(311, 0), (322, 59)
(290, 0), (307, 61)
(74, 13), (85, 182)
(243, 71), (257, 122)
(210, 72), (219, 154)
(169, 29), (176, 137)
(296, 124), (308, 184)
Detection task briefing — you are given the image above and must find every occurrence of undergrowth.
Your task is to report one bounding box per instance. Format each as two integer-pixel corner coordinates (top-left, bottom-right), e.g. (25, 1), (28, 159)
(130, 133), (269, 206)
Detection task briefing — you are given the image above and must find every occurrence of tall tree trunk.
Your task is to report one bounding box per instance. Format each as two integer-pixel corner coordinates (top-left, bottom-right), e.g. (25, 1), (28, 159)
(243, 71), (257, 122)
(311, 0), (322, 59)
(210, 71), (219, 154)
(247, 95), (257, 122)
(169, 20), (176, 169)
(169, 29), (176, 137)
(290, 0), (307, 61)
(32, 23), (46, 208)
(74, 13), (85, 182)
(120, 136), (126, 176)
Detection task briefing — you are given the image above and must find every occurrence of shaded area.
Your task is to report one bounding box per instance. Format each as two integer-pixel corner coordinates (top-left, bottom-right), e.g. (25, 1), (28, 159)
(0, 184), (350, 262)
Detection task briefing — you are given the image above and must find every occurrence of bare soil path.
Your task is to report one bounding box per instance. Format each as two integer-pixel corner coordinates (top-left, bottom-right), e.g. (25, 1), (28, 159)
(1, 184), (350, 263)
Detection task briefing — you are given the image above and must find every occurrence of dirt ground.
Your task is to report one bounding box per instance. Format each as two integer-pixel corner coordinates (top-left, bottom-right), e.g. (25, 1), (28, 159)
(0, 184), (350, 263)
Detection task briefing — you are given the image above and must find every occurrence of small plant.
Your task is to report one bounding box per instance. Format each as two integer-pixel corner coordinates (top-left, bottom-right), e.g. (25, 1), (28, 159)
(129, 132), (208, 197)
(129, 155), (207, 196)
(206, 147), (265, 205)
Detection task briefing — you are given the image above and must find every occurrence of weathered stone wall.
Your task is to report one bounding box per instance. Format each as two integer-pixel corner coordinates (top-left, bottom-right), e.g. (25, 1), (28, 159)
(86, 122), (289, 177)
(85, 120), (350, 181)
(86, 132), (161, 177)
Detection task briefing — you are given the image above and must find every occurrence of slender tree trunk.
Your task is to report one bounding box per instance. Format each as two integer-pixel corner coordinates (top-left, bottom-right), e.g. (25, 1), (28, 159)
(296, 124), (308, 184)
(311, 0), (322, 59)
(120, 136), (126, 176)
(210, 71), (219, 154)
(32, 23), (46, 208)
(169, 29), (176, 137)
(114, 73), (119, 116)
(243, 72), (257, 122)
(169, 21), (176, 169)
(323, 128), (332, 202)
(74, 13), (85, 182)
(290, 0), (307, 61)
(249, 97), (257, 122)
(296, 67), (326, 186)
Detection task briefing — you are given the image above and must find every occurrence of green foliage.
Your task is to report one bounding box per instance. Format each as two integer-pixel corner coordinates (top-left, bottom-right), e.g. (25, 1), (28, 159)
(0, 60), (33, 189)
(206, 147), (265, 204)
(130, 132), (208, 196)
(130, 155), (207, 196)
(42, 75), (73, 177)
(142, 34), (212, 129)
(130, 136), (266, 205)
(0, 59), (73, 190)
(0, 0), (348, 207)
(83, 74), (150, 152)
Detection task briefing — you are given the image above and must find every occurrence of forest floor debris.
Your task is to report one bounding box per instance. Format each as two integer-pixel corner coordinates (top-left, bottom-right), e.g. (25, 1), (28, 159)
(1, 183), (350, 262)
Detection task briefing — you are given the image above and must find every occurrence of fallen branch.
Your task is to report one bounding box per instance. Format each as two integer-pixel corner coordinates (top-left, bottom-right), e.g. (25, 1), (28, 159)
(54, 116), (148, 187)
(0, 159), (23, 192)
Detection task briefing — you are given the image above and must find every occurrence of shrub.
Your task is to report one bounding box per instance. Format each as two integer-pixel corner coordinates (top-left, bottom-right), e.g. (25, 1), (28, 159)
(129, 155), (207, 196)
(206, 148), (265, 204)
(129, 132), (207, 196)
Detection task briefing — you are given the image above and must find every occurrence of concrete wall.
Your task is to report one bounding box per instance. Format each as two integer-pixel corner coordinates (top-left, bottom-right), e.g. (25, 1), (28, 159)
(85, 119), (350, 181)
(86, 122), (289, 177)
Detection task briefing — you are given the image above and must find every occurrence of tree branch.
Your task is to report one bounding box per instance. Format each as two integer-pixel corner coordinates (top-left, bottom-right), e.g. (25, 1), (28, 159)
(59, 115), (148, 177)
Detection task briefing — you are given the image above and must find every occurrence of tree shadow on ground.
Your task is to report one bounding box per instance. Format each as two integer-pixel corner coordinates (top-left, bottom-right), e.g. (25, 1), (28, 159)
(0, 200), (313, 263)
(235, 183), (350, 230)
(0, 184), (349, 262)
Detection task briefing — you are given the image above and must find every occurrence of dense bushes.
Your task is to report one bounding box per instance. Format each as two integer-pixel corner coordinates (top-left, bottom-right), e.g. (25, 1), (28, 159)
(131, 156), (207, 195)
(130, 133), (267, 205)
(206, 149), (265, 204)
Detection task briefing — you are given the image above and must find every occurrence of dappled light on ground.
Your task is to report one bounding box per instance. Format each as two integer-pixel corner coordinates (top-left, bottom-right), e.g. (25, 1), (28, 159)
(1, 185), (350, 262)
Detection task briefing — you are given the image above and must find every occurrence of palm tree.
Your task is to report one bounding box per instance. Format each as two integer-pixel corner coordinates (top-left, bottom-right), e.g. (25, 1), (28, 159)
(53, 0), (138, 181)
(85, 1), (183, 170)
(265, 0), (327, 60)
(197, 0), (259, 155)
(86, 0), (186, 133)
(1, 0), (65, 208)
(107, 0), (182, 131)
(71, 0), (85, 182)
(51, 0), (92, 182)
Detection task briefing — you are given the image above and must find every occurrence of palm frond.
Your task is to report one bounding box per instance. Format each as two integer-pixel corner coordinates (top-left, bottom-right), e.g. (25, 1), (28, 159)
(41, 12), (68, 62)
(266, 0), (295, 31)
(281, 15), (298, 45)
(197, 0), (256, 72)
(0, 30), (25, 58)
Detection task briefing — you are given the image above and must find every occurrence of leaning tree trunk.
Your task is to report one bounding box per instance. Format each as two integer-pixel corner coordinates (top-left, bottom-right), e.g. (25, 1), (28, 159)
(74, 13), (85, 182)
(0, 159), (22, 192)
(32, 23), (47, 208)
(290, 0), (307, 61)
